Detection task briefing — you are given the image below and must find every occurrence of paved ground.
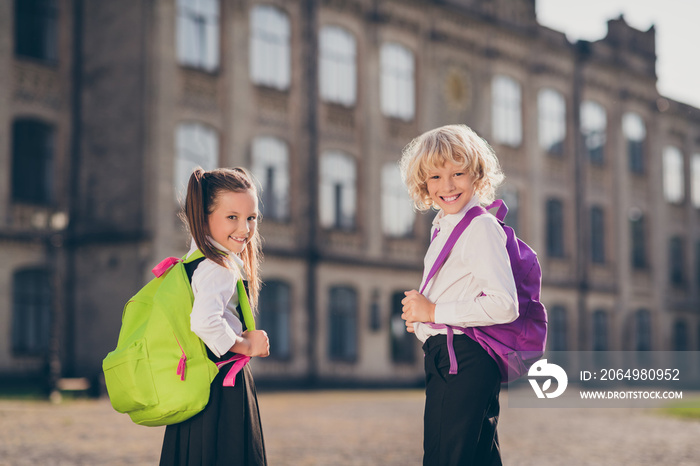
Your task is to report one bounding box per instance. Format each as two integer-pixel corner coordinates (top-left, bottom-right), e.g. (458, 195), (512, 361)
(1, 388), (699, 465)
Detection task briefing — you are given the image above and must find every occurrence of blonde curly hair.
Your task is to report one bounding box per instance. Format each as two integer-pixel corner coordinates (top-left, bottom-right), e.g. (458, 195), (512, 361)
(399, 124), (504, 211)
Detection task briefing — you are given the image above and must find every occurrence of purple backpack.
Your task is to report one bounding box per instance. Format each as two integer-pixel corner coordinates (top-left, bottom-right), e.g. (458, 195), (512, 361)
(422, 200), (547, 383)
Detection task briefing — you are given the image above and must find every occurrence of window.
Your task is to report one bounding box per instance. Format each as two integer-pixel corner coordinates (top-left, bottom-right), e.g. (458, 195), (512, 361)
(176, 0), (220, 71)
(319, 26), (356, 106)
(592, 310), (608, 351)
(258, 281), (291, 359)
(251, 137), (290, 221)
(549, 306), (567, 351)
(663, 146), (684, 204)
(12, 119), (55, 205)
(492, 75), (522, 147)
(635, 309), (651, 351)
(692, 154), (700, 208)
(328, 286), (357, 361)
(630, 210), (647, 269)
(590, 206), (605, 264)
(14, 0), (58, 61)
(537, 88), (566, 155)
(390, 291), (415, 363)
(669, 236), (686, 287)
(581, 100), (606, 164)
(623, 112), (646, 173)
(320, 151), (356, 230)
(250, 5), (290, 90)
(380, 42), (415, 121)
(175, 123), (219, 202)
(12, 269), (52, 356)
(546, 198), (564, 257)
(381, 164), (415, 237)
(499, 187), (519, 234)
(673, 320), (688, 351)
(696, 241), (700, 289)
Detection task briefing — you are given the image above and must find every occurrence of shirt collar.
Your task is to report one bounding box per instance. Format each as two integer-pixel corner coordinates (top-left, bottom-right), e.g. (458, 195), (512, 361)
(432, 194), (482, 231)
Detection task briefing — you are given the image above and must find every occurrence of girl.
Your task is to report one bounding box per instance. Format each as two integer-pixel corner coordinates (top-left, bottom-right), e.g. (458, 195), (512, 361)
(399, 125), (518, 466)
(160, 167), (270, 466)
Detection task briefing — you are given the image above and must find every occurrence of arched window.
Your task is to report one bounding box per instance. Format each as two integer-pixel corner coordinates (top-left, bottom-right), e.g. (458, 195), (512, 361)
(669, 236), (686, 287)
(590, 206), (605, 264)
(549, 306), (568, 351)
(328, 286), (357, 361)
(635, 309), (651, 351)
(250, 5), (291, 90)
(319, 151), (356, 230)
(546, 198), (564, 257)
(691, 154), (700, 208)
(673, 320), (688, 351)
(12, 119), (55, 205)
(251, 137), (290, 221)
(176, 0), (220, 71)
(319, 26), (356, 106)
(258, 281), (291, 359)
(390, 291), (415, 363)
(581, 100), (606, 164)
(629, 209), (647, 269)
(492, 75), (522, 147)
(175, 123), (219, 202)
(623, 112), (646, 173)
(537, 88), (566, 155)
(12, 268), (52, 356)
(592, 310), (608, 351)
(381, 164), (415, 237)
(662, 146), (684, 204)
(14, 0), (58, 61)
(380, 42), (415, 121)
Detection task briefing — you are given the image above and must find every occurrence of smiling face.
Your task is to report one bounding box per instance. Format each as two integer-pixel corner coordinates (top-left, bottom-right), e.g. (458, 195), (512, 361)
(207, 189), (258, 254)
(425, 162), (477, 215)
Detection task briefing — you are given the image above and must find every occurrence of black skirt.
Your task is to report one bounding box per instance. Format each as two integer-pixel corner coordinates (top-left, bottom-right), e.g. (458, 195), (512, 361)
(159, 350), (267, 466)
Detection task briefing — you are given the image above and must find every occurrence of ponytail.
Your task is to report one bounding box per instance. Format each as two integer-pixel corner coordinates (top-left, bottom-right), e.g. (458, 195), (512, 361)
(181, 167), (263, 309)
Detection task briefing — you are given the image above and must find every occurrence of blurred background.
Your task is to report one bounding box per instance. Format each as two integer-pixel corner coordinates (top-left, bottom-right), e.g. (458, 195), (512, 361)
(1, 0), (699, 398)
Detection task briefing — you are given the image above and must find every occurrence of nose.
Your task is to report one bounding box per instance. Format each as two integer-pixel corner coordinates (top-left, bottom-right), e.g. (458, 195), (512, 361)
(442, 176), (455, 191)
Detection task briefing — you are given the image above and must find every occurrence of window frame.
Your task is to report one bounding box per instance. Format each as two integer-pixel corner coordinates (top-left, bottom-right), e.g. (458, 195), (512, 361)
(492, 74), (522, 147)
(319, 25), (357, 107)
(379, 42), (415, 121)
(249, 5), (291, 90)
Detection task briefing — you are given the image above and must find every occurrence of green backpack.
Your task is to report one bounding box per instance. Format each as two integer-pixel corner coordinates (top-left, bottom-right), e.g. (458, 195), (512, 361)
(102, 250), (254, 427)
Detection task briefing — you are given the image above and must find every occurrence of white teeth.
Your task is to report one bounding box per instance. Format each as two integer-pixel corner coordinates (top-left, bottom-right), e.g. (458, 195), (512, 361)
(443, 195), (459, 202)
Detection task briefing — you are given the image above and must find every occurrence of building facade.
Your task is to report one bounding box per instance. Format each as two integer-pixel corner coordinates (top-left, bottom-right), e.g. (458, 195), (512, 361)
(1, 0), (699, 389)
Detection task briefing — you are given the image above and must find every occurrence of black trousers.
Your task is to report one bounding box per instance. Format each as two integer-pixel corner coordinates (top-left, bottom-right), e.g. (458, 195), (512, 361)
(423, 334), (502, 466)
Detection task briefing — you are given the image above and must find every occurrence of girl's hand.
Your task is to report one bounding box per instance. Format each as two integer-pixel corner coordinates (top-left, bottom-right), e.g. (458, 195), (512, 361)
(231, 330), (270, 357)
(401, 290), (436, 333)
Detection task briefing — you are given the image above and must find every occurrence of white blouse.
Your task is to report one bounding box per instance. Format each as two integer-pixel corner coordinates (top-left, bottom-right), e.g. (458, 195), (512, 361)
(413, 195), (519, 343)
(187, 238), (246, 357)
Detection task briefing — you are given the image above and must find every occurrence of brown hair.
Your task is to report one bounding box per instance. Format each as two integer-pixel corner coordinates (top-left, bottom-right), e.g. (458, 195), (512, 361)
(400, 124), (504, 211)
(182, 167), (263, 308)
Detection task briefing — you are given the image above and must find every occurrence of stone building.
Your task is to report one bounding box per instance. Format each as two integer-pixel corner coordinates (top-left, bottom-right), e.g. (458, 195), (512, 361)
(1, 0), (699, 390)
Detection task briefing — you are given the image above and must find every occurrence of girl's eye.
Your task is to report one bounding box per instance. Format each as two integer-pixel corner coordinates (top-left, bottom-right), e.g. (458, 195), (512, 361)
(248, 216), (257, 221)
(454, 172), (464, 177)
(228, 215), (237, 220)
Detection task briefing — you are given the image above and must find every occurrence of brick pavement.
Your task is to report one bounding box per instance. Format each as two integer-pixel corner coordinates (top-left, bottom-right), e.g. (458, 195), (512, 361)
(1, 388), (699, 465)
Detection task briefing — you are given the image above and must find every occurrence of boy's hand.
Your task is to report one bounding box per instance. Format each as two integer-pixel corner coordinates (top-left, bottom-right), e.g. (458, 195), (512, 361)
(401, 290), (436, 333)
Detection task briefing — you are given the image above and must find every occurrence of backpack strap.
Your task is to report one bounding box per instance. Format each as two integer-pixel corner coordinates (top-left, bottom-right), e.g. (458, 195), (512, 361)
(420, 205), (487, 294)
(236, 279), (256, 331)
(421, 200), (508, 375)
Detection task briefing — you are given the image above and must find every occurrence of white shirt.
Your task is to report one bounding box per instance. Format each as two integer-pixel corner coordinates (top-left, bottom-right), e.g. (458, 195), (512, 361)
(187, 238), (246, 357)
(414, 195), (519, 343)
